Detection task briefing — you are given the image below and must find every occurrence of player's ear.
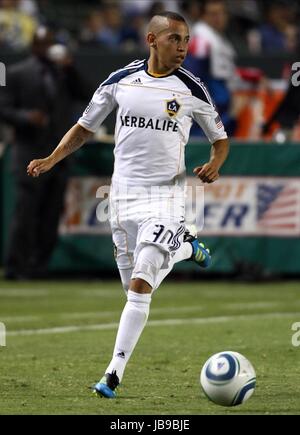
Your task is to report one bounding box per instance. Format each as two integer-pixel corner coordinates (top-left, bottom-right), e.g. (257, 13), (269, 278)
(147, 32), (157, 48)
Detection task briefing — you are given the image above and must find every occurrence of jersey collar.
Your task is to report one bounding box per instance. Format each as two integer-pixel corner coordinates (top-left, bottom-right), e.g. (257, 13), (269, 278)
(144, 60), (177, 78)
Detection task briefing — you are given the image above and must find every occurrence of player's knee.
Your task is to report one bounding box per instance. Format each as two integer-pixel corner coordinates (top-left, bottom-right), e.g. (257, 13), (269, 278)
(131, 245), (166, 290)
(130, 278), (152, 294)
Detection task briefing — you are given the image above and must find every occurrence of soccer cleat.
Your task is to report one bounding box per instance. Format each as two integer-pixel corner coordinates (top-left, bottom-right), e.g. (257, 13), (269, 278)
(92, 370), (120, 399)
(184, 227), (211, 268)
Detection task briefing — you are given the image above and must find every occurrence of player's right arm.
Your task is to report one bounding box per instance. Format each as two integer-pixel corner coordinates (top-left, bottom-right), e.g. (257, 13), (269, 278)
(27, 123), (92, 177)
(27, 73), (118, 178)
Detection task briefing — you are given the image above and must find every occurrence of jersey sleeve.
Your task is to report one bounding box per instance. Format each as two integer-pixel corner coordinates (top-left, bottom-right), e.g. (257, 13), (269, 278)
(192, 96), (228, 143)
(77, 80), (117, 133)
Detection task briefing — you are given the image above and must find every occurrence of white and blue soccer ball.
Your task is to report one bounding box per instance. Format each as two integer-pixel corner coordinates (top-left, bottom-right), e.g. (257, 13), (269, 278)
(200, 351), (256, 407)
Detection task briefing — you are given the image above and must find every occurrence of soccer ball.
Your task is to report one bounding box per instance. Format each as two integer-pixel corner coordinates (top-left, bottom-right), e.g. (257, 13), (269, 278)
(200, 351), (256, 407)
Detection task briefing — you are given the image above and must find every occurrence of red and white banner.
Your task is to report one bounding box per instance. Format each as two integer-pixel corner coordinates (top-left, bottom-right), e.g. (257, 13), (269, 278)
(188, 176), (300, 237)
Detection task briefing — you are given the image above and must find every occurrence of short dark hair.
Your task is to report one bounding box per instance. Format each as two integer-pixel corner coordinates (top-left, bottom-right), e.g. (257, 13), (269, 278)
(154, 11), (187, 24)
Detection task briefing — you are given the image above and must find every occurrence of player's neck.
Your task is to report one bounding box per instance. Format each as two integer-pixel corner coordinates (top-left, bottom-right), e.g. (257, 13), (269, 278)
(147, 57), (175, 77)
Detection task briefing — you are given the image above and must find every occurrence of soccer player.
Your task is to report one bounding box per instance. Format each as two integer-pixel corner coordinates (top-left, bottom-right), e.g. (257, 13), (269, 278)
(27, 11), (229, 398)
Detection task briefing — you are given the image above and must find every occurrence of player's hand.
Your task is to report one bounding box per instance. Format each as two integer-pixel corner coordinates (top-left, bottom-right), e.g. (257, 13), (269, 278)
(193, 162), (220, 184)
(27, 157), (54, 177)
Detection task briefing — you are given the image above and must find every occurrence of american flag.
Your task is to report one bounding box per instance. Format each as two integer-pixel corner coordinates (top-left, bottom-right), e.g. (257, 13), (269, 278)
(215, 115), (224, 129)
(257, 184), (299, 231)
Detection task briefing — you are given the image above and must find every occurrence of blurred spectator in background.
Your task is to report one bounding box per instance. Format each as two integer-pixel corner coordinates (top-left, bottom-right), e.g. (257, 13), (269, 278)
(80, 4), (146, 51)
(119, 9), (146, 51)
(248, 0), (299, 54)
(120, 0), (179, 17)
(0, 27), (90, 280)
(0, 0), (39, 50)
(147, 1), (166, 18)
(18, 0), (39, 19)
(184, 0), (236, 135)
(79, 9), (107, 48)
(147, 0), (180, 16)
(181, 0), (202, 26)
(262, 72), (300, 142)
(226, 0), (260, 53)
(98, 3), (122, 49)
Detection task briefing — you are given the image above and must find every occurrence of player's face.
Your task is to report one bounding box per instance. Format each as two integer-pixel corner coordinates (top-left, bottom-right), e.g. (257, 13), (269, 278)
(155, 21), (190, 70)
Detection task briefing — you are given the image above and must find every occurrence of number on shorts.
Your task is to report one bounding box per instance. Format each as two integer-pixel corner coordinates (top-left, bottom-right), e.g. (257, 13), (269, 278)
(152, 224), (178, 245)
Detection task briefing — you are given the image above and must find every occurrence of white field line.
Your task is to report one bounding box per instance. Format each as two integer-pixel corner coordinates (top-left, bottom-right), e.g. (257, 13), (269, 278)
(0, 316), (40, 323)
(6, 312), (300, 337)
(223, 302), (280, 310)
(0, 306), (204, 324)
(1, 301), (297, 323)
(62, 305), (204, 320)
(0, 289), (49, 297)
(1, 301), (293, 323)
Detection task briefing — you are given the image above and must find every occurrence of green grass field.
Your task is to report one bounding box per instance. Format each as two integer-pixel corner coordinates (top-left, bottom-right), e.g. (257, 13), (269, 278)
(0, 278), (300, 415)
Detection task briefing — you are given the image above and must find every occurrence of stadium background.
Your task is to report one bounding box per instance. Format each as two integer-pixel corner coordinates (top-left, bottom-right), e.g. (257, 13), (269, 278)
(1, 0), (300, 278)
(1, 0), (300, 416)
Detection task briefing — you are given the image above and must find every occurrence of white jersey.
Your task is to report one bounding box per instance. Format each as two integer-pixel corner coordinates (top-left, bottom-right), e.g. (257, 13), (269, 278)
(190, 22), (236, 81)
(78, 59), (227, 188)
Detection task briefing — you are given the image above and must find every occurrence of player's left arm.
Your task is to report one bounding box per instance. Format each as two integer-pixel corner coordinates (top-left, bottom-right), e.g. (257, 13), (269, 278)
(193, 138), (229, 183)
(192, 96), (230, 184)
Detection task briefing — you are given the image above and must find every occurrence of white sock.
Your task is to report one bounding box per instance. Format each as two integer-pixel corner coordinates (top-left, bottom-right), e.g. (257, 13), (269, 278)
(105, 290), (151, 382)
(173, 241), (193, 263)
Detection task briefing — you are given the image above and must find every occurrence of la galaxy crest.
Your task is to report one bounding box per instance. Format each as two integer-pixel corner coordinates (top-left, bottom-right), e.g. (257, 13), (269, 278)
(166, 99), (181, 118)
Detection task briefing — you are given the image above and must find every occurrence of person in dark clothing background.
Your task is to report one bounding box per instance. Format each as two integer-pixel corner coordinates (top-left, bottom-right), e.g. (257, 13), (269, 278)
(263, 71), (300, 142)
(0, 27), (90, 279)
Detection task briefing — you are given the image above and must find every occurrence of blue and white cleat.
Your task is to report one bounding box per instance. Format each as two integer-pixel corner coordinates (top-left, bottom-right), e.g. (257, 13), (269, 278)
(92, 370), (119, 399)
(184, 226), (211, 268)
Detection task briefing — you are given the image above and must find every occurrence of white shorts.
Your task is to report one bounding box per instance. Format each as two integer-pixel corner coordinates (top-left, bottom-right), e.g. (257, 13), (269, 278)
(109, 187), (186, 271)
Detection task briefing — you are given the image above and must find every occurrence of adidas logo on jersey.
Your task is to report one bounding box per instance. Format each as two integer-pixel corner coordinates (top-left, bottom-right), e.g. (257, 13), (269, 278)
(131, 78), (143, 85)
